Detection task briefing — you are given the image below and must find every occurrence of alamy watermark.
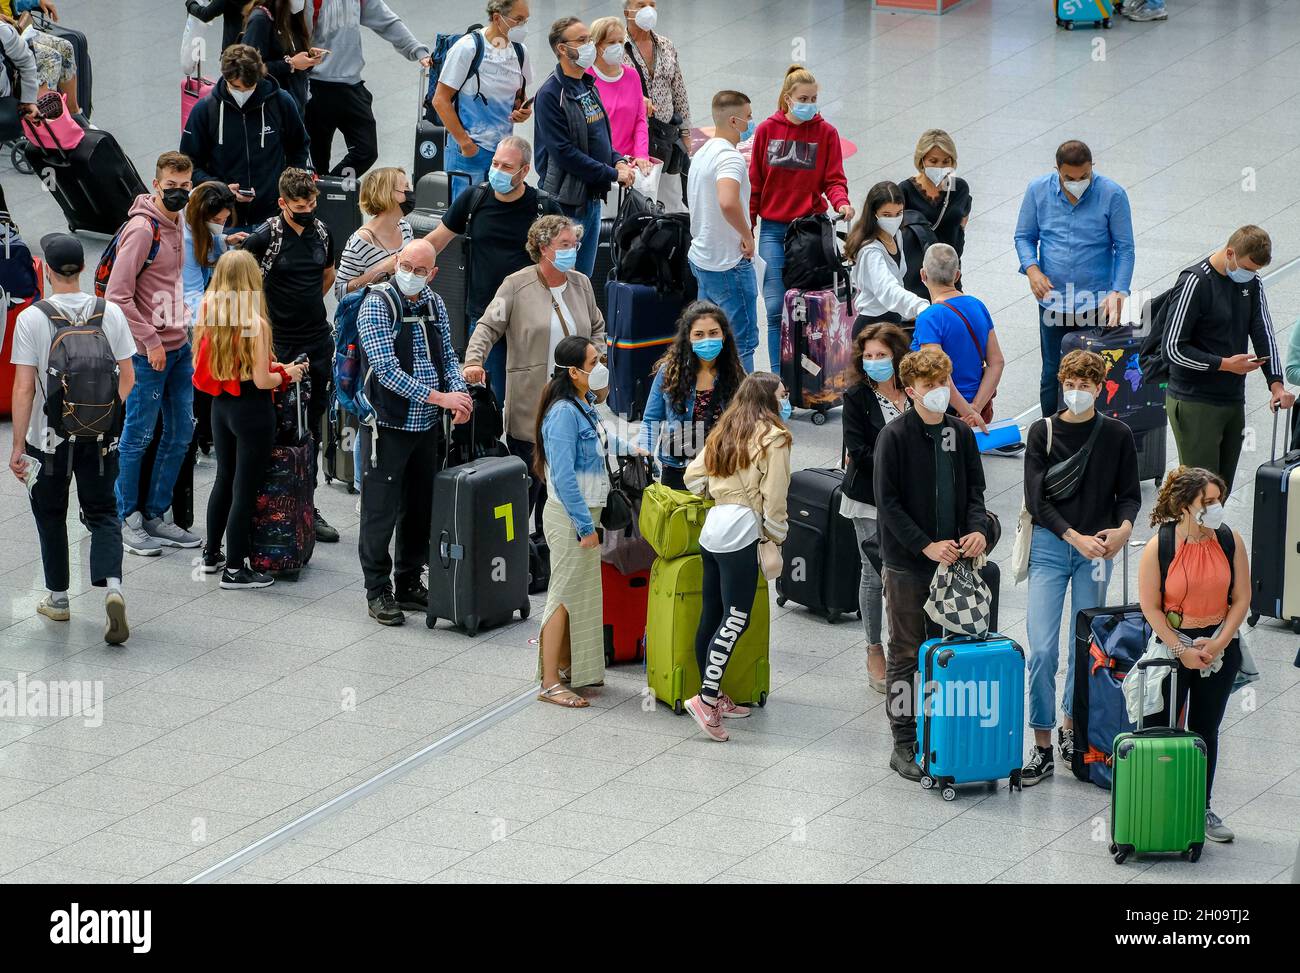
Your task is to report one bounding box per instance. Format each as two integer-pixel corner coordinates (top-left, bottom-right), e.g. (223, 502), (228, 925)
(0, 674), (104, 727)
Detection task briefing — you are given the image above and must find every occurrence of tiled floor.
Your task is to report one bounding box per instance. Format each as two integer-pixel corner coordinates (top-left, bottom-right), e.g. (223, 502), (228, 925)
(2, 0), (1300, 884)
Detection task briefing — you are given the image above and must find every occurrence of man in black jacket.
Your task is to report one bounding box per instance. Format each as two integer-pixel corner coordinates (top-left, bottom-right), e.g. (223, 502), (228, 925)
(180, 45), (311, 229)
(873, 347), (989, 781)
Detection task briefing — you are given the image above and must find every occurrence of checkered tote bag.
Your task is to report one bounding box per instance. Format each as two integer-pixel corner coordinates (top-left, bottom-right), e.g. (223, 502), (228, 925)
(924, 556), (994, 638)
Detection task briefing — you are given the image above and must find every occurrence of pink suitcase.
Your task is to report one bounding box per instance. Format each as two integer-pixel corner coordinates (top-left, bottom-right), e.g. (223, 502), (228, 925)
(779, 283), (854, 422)
(181, 75), (214, 131)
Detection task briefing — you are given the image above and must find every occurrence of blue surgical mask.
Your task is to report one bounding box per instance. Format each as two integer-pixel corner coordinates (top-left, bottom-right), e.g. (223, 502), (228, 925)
(487, 167), (516, 194)
(779, 397), (793, 421)
(691, 338), (723, 362)
(863, 358), (894, 383)
(1226, 253), (1255, 284)
(790, 102), (818, 123)
(551, 248), (578, 273)
(735, 116), (755, 142)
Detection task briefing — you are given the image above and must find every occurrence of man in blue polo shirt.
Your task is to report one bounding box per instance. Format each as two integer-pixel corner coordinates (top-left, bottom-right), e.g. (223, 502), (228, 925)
(1014, 140), (1135, 418)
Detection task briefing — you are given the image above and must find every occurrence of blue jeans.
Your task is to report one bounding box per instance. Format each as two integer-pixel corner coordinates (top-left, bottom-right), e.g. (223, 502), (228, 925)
(564, 198), (602, 279)
(1026, 525), (1114, 730)
(690, 258), (760, 372)
(757, 218), (789, 370)
(443, 138), (494, 203)
(1037, 304), (1101, 417)
(116, 344), (196, 520)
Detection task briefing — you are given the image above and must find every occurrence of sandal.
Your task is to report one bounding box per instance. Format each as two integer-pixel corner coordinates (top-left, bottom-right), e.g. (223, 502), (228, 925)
(558, 667), (571, 684)
(538, 684), (589, 708)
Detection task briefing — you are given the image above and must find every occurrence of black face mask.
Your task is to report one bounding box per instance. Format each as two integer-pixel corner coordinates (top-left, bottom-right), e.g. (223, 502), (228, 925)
(398, 194), (417, 217)
(283, 206), (316, 227)
(161, 187), (191, 213)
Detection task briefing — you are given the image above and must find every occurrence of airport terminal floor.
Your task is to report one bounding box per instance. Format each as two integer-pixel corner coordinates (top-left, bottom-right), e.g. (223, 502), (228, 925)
(1, 0), (1299, 886)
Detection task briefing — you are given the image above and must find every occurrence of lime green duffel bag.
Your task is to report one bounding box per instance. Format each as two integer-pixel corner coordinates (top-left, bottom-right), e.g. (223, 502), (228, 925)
(638, 483), (714, 560)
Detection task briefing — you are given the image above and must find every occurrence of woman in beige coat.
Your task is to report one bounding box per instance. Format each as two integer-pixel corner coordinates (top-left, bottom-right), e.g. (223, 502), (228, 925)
(464, 214), (606, 525)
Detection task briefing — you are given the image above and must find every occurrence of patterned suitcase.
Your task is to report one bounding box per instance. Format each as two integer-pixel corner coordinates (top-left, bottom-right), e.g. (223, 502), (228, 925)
(1058, 326), (1165, 435)
(603, 563), (649, 665)
(779, 282), (854, 424)
(915, 633), (1026, 799)
(1056, 0), (1114, 29)
(250, 379), (315, 576)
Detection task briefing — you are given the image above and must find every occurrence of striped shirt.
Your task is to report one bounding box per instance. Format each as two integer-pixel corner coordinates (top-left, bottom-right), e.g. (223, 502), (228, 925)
(334, 219), (414, 300)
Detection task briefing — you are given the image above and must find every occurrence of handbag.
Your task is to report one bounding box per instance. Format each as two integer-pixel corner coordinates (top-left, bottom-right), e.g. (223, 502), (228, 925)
(570, 401), (633, 532)
(21, 92), (85, 153)
(1012, 418), (1050, 584)
(1043, 415), (1104, 502)
(758, 539), (783, 581)
(924, 555), (994, 638)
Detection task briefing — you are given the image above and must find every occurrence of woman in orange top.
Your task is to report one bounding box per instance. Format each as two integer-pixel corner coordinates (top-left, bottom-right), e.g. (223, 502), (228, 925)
(1137, 466), (1249, 844)
(192, 250), (306, 590)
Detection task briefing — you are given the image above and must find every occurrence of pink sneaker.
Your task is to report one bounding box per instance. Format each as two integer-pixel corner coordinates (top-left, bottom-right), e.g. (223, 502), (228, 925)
(717, 694), (750, 719)
(684, 695), (729, 742)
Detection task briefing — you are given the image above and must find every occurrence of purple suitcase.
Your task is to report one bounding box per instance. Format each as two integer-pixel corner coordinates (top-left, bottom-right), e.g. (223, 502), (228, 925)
(779, 282), (853, 423)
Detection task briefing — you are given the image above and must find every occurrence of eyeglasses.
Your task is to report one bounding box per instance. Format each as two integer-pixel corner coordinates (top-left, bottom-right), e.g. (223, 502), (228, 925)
(397, 262), (434, 276)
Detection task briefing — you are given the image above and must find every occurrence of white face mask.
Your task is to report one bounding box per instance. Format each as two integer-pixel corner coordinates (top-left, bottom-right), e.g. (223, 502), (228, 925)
(393, 268), (428, 296)
(924, 166), (954, 188)
(1062, 176), (1091, 199)
(206, 221), (227, 237)
(584, 362), (610, 392)
(877, 215), (903, 237)
(1062, 389), (1095, 415)
(229, 86), (255, 108)
(634, 6), (657, 30)
(569, 42), (597, 69)
(507, 23), (527, 42)
(601, 44), (624, 66)
(289, 0), (305, 13)
(1197, 502), (1225, 530)
(919, 386), (950, 414)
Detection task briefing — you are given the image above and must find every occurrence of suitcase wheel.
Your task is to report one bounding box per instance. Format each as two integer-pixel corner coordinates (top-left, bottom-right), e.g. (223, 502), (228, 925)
(426, 615), (437, 629)
(1247, 612), (1259, 627)
(673, 699), (683, 715)
(941, 786), (957, 802)
(1186, 845), (1202, 863)
(347, 484), (358, 495)
(1113, 849), (1127, 864)
(758, 691), (767, 707)
(776, 595), (787, 608)
(1009, 769), (1023, 791)
(810, 410), (827, 426)
(920, 775), (935, 790)
(1102, 18), (1112, 28)
(1291, 617), (1300, 635)
(823, 608), (840, 624)
(518, 601), (530, 621)
(465, 616), (480, 637)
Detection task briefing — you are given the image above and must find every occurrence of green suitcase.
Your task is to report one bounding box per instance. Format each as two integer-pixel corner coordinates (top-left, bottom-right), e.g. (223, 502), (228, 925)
(639, 484), (713, 560)
(645, 554), (770, 713)
(1110, 658), (1207, 863)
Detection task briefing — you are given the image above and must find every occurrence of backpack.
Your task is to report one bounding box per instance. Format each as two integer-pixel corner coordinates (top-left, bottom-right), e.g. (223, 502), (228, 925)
(93, 215), (162, 298)
(782, 213), (843, 291)
(898, 209), (938, 296)
(1158, 520), (1235, 611)
(0, 210), (39, 304)
(611, 187), (694, 296)
(256, 214), (331, 277)
(422, 26), (525, 122)
(459, 182), (558, 286)
(37, 297), (120, 441)
(332, 282), (399, 420)
(1136, 279), (1181, 386)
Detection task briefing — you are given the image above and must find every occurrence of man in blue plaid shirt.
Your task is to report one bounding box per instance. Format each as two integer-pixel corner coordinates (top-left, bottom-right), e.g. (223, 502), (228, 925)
(356, 239), (472, 626)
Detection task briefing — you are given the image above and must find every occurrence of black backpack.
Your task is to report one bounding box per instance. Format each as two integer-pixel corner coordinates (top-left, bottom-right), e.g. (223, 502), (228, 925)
(782, 213), (843, 291)
(611, 187), (694, 297)
(38, 298), (120, 441)
(1136, 278), (1182, 386)
(447, 383), (509, 467)
(899, 209), (939, 297)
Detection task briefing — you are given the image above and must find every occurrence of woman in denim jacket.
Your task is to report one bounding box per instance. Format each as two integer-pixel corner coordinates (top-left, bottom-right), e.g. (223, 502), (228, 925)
(638, 301), (745, 489)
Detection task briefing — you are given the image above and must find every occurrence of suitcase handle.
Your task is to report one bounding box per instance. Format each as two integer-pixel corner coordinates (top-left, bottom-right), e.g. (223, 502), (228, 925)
(1270, 404), (1295, 463)
(1135, 657), (1178, 732)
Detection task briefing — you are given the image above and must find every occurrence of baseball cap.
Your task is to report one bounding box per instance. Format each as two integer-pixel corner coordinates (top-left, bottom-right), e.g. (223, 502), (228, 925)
(40, 233), (85, 275)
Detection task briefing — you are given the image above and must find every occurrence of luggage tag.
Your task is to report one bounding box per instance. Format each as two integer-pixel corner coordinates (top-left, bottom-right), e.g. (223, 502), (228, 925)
(801, 354), (821, 377)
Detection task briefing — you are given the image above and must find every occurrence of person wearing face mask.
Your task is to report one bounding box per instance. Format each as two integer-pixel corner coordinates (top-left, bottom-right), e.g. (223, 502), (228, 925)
(431, 0), (533, 203)
(1015, 139), (1135, 418)
(1163, 225), (1292, 493)
(1020, 350), (1141, 786)
(898, 129), (971, 301)
(622, 0), (691, 214)
(107, 152), (204, 557)
(464, 215), (606, 529)
(240, 0), (321, 114)
(585, 17), (649, 170)
(335, 167), (416, 300)
(639, 302), (745, 490)
(750, 65), (853, 370)
(240, 167), (340, 542)
(181, 181), (242, 324)
(872, 347), (990, 779)
(844, 181), (929, 338)
(181, 44), (312, 230)
(841, 324), (911, 694)
(680, 371), (791, 741)
(534, 17), (635, 278)
(427, 135), (563, 404)
(687, 90), (760, 372)
(355, 239), (472, 626)
(1136, 466), (1250, 844)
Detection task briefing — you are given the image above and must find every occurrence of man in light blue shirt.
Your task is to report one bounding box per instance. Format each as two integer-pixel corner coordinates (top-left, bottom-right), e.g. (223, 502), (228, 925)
(1014, 140), (1135, 417)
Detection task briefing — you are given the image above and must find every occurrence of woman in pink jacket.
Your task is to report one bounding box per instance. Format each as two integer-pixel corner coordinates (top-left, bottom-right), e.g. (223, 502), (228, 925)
(586, 16), (649, 167)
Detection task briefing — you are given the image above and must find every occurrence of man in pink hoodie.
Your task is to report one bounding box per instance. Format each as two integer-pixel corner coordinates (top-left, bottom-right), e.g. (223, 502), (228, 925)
(105, 151), (203, 557)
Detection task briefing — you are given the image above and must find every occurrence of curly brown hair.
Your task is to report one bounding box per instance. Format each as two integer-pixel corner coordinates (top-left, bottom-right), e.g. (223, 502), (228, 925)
(1150, 466), (1227, 526)
(655, 302), (744, 415)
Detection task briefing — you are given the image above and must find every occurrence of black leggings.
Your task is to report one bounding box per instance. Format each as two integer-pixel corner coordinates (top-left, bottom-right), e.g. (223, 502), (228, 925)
(1159, 626), (1242, 806)
(694, 541), (759, 704)
(207, 384), (275, 567)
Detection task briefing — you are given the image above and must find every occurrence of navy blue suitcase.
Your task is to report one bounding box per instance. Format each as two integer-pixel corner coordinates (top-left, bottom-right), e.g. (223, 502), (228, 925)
(604, 277), (682, 420)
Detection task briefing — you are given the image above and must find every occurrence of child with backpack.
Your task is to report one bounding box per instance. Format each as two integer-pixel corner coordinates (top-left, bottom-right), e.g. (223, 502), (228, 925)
(8, 233), (136, 644)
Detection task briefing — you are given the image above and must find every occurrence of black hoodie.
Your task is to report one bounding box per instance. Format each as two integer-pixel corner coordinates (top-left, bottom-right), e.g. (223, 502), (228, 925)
(180, 75), (311, 227)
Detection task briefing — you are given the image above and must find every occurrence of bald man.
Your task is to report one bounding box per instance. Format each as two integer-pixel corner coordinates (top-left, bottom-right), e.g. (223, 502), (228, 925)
(355, 239), (473, 626)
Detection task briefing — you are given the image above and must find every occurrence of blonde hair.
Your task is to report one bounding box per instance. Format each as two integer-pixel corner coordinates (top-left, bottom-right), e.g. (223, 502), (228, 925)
(777, 64), (817, 114)
(899, 347), (952, 389)
(194, 250), (268, 383)
(359, 166), (408, 218)
(913, 128), (958, 171)
(589, 15), (625, 48)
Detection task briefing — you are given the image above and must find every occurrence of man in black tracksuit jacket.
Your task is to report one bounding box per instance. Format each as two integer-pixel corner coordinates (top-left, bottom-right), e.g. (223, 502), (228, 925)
(874, 347), (989, 781)
(180, 45), (310, 229)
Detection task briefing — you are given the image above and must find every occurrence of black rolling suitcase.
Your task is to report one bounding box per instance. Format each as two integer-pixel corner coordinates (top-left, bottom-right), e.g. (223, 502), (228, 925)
(137, 412), (197, 530)
(775, 467), (861, 622)
(605, 276), (681, 420)
(426, 453), (531, 636)
(321, 398), (358, 494)
(1248, 407), (1300, 633)
(592, 218), (616, 319)
(314, 175), (362, 268)
(413, 66), (447, 185)
(25, 128), (145, 235)
(409, 171), (472, 354)
(1134, 425), (1167, 487)
(33, 12), (92, 120)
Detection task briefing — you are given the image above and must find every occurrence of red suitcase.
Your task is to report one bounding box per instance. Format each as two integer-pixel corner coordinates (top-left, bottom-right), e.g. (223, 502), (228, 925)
(181, 75), (214, 132)
(602, 562), (649, 665)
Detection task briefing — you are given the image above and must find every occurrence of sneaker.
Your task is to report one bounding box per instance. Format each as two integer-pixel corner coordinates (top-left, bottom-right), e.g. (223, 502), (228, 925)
(36, 594), (70, 622)
(1205, 809), (1234, 843)
(1126, 1), (1168, 20)
(314, 509), (339, 543)
(219, 565), (275, 590)
(890, 743), (923, 782)
(867, 644), (887, 694)
(201, 549), (227, 574)
(1057, 726), (1076, 763)
(121, 512), (163, 556)
(1021, 746), (1054, 786)
(103, 591), (129, 645)
(684, 694), (729, 741)
(368, 590), (406, 626)
(993, 442), (1027, 455)
(394, 579), (429, 612)
(144, 512), (202, 548)
(717, 693), (750, 719)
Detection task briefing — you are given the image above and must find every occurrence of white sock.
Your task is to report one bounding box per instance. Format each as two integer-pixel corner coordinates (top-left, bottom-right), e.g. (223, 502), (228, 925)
(49, 590), (68, 604)
(106, 578), (122, 594)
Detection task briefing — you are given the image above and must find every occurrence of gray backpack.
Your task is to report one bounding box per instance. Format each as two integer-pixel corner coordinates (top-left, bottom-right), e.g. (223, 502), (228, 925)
(38, 297), (120, 441)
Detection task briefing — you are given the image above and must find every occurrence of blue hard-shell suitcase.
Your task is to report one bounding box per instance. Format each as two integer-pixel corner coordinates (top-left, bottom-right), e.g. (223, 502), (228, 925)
(915, 633), (1025, 799)
(604, 277), (682, 420)
(1056, 0), (1114, 29)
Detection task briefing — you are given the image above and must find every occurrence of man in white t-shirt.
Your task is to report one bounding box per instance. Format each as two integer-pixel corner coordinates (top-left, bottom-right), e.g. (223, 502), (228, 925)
(431, 0), (534, 201)
(687, 90), (759, 372)
(7, 235), (137, 645)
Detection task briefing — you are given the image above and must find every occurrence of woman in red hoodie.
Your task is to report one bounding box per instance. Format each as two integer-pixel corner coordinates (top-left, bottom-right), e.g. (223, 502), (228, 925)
(750, 65), (853, 372)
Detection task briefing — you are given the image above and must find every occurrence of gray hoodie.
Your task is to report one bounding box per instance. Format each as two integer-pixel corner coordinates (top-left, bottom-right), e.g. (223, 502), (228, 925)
(306, 0), (429, 86)
(0, 23), (38, 103)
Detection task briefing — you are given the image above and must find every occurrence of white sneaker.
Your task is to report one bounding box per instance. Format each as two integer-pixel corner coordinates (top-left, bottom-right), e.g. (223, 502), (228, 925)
(37, 593), (70, 621)
(1126, 1), (1168, 20)
(144, 512), (202, 548)
(104, 591), (129, 645)
(122, 512), (163, 556)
